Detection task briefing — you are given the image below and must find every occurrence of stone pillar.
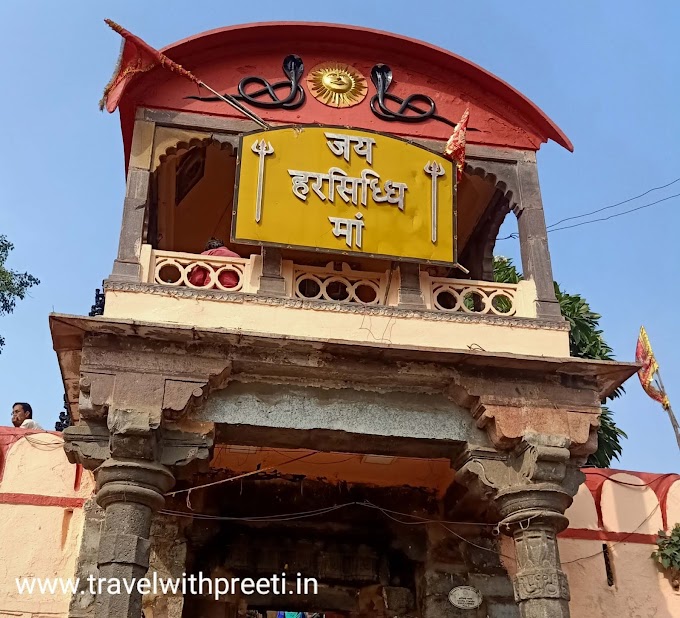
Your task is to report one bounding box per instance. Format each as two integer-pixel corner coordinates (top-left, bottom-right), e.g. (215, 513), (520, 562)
(398, 263), (425, 309)
(94, 458), (174, 618)
(495, 487), (572, 618)
(110, 119), (155, 283)
(455, 438), (584, 618)
(258, 246), (287, 296)
(515, 156), (561, 320)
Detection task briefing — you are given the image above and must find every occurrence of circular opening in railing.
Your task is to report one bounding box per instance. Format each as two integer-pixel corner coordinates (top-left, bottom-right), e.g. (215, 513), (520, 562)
(354, 283), (378, 304)
(491, 293), (513, 314)
(462, 290), (485, 313)
(297, 276), (322, 299)
(214, 267), (241, 290)
(157, 263), (183, 285)
(325, 279), (351, 301)
(435, 290), (458, 310)
(187, 264), (214, 288)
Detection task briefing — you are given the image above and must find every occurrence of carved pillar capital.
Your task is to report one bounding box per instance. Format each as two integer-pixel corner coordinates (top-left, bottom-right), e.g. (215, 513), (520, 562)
(456, 436), (583, 513)
(455, 437), (582, 618)
(95, 458), (174, 511)
(64, 422), (215, 473)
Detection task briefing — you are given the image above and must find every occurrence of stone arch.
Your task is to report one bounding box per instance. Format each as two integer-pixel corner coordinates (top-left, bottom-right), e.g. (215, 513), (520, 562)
(148, 135), (239, 254)
(459, 160), (520, 281)
(156, 134), (236, 169)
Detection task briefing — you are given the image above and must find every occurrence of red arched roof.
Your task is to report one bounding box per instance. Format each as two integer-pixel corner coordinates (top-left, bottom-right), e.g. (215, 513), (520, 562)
(118, 22), (572, 156)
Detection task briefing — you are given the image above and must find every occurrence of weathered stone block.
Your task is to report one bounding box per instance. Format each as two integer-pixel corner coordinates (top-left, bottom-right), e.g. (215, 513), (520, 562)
(383, 586), (415, 613)
(461, 537), (505, 572)
(98, 532), (152, 567)
(422, 595), (486, 618)
(486, 601), (520, 618)
(467, 573), (514, 599)
(421, 569), (468, 597)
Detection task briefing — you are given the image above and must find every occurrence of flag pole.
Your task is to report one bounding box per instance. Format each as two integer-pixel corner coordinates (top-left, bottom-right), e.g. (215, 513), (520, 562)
(197, 82), (270, 130)
(654, 368), (680, 451)
(102, 19), (270, 129)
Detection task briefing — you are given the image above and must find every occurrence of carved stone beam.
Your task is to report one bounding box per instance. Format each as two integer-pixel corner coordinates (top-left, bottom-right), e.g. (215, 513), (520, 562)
(76, 337), (232, 427)
(447, 370), (603, 459)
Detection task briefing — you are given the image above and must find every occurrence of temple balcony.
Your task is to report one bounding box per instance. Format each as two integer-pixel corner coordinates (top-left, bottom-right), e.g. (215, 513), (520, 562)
(102, 244), (569, 357)
(101, 112), (571, 358)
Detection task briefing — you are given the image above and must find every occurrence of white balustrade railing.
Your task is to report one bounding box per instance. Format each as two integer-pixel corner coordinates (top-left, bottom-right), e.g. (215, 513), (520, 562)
(427, 276), (521, 316)
(139, 246), (533, 317)
(147, 248), (252, 293)
(293, 262), (389, 305)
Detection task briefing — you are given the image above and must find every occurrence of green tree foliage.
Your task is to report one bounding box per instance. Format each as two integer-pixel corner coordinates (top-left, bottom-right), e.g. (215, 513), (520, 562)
(493, 256), (626, 467)
(652, 523), (680, 589)
(0, 235), (39, 353)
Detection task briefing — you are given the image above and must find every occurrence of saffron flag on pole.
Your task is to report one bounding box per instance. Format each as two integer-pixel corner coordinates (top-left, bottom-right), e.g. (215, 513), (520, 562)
(100, 19), (200, 113)
(636, 326), (670, 409)
(444, 107), (470, 182)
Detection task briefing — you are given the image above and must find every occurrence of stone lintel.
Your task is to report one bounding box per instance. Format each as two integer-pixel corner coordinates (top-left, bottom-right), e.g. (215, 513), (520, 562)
(51, 313), (637, 459)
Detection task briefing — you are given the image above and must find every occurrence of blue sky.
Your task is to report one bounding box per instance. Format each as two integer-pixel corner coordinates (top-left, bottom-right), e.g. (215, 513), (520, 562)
(1, 1), (678, 471)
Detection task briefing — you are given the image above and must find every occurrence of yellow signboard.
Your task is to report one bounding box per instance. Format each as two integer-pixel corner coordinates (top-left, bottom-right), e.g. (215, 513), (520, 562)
(232, 126), (456, 264)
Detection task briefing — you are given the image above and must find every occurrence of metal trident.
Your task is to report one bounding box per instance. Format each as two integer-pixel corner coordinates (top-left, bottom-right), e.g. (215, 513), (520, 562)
(251, 139), (274, 223)
(424, 161), (445, 243)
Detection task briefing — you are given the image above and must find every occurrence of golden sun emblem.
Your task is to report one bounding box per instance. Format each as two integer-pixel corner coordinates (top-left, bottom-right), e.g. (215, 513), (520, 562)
(307, 63), (368, 108)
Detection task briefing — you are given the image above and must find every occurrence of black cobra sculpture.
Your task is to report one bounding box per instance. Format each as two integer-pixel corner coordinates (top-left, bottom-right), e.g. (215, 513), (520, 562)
(189, 54), (305, 110)
(370, 64), (476, 130)
(188, 55), (472, 131)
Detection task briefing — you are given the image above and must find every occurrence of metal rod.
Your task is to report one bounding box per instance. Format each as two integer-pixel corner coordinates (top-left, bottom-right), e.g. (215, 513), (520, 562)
(199, 82), (270, 129)
(654, 368), (680, 451)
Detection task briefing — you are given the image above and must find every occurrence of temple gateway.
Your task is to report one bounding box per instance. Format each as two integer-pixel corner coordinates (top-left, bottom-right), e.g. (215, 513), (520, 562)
(6, 20), (671, 618)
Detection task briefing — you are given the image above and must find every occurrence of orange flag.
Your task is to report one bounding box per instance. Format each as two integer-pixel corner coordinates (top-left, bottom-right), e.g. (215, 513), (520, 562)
(445, 107), (470, 182)
(636, 326), (670, 409)
(100, 19), (200, 112)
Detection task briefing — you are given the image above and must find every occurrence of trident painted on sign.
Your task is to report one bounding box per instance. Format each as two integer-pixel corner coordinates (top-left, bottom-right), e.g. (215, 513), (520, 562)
(424, 161), (446, 243)
(251, 139), (275, 223)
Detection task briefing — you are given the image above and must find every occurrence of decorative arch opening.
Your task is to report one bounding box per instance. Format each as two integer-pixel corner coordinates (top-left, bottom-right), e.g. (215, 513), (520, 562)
(146, 137), (256, 258)
(449, 163), (518, 283)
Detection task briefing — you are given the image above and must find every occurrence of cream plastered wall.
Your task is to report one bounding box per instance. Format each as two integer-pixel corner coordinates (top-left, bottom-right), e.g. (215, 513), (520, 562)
(0, 430), (95, 617)
(103, 288), (570, 357)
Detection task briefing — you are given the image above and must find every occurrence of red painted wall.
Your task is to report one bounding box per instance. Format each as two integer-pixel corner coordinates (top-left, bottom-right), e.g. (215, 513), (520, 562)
(118, 22), (572, 160)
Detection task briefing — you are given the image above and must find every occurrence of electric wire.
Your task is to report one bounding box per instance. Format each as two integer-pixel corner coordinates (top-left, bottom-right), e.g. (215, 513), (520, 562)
(546, 176), (680, 229)
(19, 435), (672, 565)
(496, 177), (680, 240)
(560, 502), (662, 565)
(547, 193), (680, 233)
(165, 451), (317, 497)
(160, 494), (666, 567)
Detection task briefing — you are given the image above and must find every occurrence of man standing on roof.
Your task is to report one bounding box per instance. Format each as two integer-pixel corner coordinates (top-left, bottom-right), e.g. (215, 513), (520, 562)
(11, 402), (43, 430)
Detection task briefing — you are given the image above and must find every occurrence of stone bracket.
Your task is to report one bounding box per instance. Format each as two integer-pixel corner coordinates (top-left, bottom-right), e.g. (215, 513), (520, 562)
(447, 368), (603, 457)
(63, 421), (110, 468)
(454, 436), (584, 527)
(64, 423), (214, 473)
